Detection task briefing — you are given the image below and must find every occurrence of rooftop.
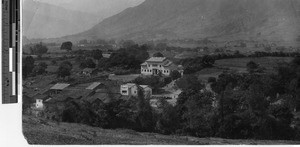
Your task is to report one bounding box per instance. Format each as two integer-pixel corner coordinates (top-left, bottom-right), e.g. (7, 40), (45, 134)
(50, 83), (70, 90)
(146, 57), (166, 62)
(140, 85), (151, 89)
(86, 82), (102, 90)
(122, 83), (137, 88)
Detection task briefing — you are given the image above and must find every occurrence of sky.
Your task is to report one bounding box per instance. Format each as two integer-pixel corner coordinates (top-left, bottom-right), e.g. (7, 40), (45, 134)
(33, 0), (145, 15)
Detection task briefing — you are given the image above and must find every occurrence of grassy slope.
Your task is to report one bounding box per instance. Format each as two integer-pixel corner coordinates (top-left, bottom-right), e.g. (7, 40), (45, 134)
(23, 115), (300, 145)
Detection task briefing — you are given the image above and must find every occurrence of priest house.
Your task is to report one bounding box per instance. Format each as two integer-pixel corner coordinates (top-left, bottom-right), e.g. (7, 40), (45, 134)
(141, 57), (183, 76)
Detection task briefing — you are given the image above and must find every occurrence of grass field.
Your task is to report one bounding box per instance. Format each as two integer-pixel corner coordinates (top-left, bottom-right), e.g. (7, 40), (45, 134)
(215, 57), (293, 73)
(22, 115), (300, 145)
(196, 57), (293, 81)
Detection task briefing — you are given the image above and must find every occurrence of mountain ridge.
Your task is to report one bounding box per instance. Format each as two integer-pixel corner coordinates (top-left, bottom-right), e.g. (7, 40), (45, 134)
(37, 0), (300, 43)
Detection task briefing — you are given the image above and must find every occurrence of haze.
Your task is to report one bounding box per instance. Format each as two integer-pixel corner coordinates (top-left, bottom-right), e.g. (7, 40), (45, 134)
(34, 0), (145, 16)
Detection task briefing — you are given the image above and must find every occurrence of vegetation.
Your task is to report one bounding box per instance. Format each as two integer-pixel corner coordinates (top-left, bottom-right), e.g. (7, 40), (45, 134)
(36, 57), (300, 141)
(153, 52), (164, 57)
(29, 42), (48, 57)
(61, 41), (73, 51)
(57, 61), (73, 79)
(23, 56), (35, 79)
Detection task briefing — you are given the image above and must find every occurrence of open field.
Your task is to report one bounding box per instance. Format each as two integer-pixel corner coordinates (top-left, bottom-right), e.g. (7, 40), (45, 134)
(23, 115), (300, 145)
(196, 57), (293, 81)
(215, 57), (293, 73)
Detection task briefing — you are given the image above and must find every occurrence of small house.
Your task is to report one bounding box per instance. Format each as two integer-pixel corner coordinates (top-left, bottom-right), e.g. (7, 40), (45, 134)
(49, 83), (70, 95)
(82, 68), (97, 77)
(120, 83), (152, 97)
(33, 94), (51, 110)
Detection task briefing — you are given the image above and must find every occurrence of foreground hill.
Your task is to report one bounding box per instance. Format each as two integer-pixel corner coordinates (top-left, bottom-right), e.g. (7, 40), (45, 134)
(23, 115), (300, 145)
(61, 0), (300, 42)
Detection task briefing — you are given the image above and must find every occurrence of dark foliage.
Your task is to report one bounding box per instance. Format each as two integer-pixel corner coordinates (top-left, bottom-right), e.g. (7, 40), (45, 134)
(61, 41), (73, 51)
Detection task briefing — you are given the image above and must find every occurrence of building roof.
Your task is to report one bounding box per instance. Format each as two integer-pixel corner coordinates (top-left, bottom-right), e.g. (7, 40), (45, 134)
(140, 85), (151, 89)
(46, 66), (59, 73)
(33, 94), (49, 100)
(141, 62), (147, 66)
(146, 57), (166, 62)
(163, 60), (173, 67)
(86, 82), (102, 90)
(122, 83), (137, 88)
(86, 92), (122, 103)
(50, 83), (70, 90)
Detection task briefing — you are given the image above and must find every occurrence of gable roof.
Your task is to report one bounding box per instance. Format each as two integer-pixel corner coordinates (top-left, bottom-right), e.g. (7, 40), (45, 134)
(50, 83), (70, 90)
(140, 85), (151, 89)
(146, 57), (166, 62)
(86, 82), (102, 90)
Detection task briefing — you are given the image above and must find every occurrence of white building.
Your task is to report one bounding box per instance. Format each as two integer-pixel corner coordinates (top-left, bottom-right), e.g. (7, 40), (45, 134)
(33, 94), (51, 110)
(120, 83), (152, 97)
(141, 57), (183, 76)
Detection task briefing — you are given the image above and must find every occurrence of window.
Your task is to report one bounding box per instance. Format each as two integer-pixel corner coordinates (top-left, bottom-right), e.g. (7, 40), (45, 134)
(167, 70), (169, 73)
(122, 90), (127, 94)
(159, 65), (162, 67)
(150, 70), (152, 72)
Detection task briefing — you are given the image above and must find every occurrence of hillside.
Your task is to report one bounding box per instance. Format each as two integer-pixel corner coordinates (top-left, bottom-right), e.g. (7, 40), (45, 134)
(60, 0), (300, 42)
(23, 115), (300, 145)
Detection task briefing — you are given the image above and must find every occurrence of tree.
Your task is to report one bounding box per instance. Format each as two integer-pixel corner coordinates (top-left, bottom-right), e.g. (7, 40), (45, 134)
(208, 77), (217, 83)
(121, 40), (136, 48)
(155, 98), (180, 134)
(246, 61), (259, 73)
(135, 87), (155, 132)
(30, 42), (48, 56)
(60, 41), (73, 51)
(23, 56), (35, 78)
(176, 75), (204, 91)
(51, 60), (57, 65)
(57, 61), (72, 79)
(153, 52), (164, 57)
(80, 58), (96, 69)
(91, 49), (103, 62)
(32, 62), (48, 75)
(170, 70), (181, 80)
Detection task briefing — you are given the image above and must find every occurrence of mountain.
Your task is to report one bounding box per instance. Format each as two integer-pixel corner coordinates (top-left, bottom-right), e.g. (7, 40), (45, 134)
(23, 0), (99, 39)
(34, 0), (145, 18)
(61, 0), (300, 42)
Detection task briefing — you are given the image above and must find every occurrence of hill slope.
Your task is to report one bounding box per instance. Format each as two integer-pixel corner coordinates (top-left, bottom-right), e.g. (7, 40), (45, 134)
(62, 0), (300, 42)
(23, 115), (300, 145)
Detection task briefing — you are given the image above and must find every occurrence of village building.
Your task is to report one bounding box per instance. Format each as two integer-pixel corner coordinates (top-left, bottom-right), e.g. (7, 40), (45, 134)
(33, 94), (50, 110)
(141, 57), (184, 76)
(86, 82), (102, 90)
(82, 68), (97, 77)
(48, 83), (70, 95)
(120, 83), (152, 97)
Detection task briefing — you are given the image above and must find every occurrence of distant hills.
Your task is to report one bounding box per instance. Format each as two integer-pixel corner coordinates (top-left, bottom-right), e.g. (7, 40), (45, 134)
(23, 0), (143, 39)
(59, 0), (300, 43)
